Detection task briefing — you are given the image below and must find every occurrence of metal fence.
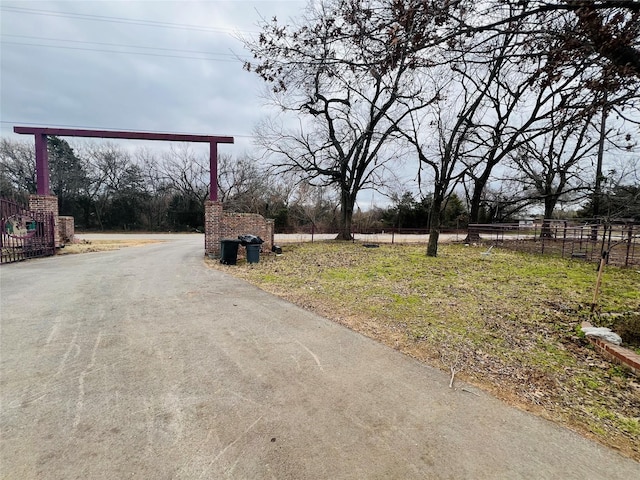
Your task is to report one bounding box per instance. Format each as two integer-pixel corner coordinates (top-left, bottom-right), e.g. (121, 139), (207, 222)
(1, 198), (55, 264)
(274, 221), (638, 267)
(274, 226), (464, 245)
(468, 222), (639, 268)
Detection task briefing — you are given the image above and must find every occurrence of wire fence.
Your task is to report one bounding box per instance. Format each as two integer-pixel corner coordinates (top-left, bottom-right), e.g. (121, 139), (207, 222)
(275, 221), (639, 268)
(274, 226), (464, 245)
(467, 221), (639, 268)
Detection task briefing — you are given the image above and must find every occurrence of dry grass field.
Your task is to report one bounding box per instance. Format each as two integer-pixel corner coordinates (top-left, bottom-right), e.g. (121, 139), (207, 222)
(58, 238), (163, 255)
(207, 241), (640, 460)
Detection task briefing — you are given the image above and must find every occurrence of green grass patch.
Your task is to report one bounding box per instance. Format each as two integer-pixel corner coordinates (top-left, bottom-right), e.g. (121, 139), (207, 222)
(207, 241), (640, 460)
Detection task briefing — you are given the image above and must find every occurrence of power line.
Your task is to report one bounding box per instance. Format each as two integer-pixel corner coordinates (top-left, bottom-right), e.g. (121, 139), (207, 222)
(1, 34), (240, 57)
(1, 40), (248, 62)
(0, 5), (258, 35)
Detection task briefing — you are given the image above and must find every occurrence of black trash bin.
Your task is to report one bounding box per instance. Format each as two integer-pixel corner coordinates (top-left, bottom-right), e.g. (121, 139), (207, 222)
(220, 239), (241, 265)
(238, 235), (264, 264)
(245, 244), (261, 264)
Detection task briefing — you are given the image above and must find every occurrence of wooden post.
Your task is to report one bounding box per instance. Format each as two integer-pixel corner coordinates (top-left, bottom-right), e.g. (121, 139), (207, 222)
(591, 252), (608, 315)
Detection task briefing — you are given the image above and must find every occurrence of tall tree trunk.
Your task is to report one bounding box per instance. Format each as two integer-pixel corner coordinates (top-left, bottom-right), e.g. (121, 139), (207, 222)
(593, 103), (607, 220)
(426, 193), (444, 257)
(541, 194), (557, 238)
(592, 98), (608, 239)
(464, 179), (486, 243)
(337, 189), (355, 241)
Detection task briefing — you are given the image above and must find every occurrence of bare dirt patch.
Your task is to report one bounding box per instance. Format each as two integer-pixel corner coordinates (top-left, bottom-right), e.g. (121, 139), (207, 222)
(206, 241), (640, 460)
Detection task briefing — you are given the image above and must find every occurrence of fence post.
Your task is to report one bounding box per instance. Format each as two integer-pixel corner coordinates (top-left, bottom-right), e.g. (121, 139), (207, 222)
(624, 225), (633, 267)
(600, 225), (609, 265)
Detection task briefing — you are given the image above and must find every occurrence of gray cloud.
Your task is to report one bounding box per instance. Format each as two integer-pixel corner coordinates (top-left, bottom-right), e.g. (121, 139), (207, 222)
(1, 0), (305, 155)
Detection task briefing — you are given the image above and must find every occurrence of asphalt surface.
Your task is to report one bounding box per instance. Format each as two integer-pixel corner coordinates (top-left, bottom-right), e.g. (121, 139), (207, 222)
(1, 234), (638, 479)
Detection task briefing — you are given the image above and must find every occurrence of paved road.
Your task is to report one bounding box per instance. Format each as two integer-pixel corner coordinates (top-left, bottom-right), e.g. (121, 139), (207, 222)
(275, 233), (465, 244)
(1, 235), (638, 479)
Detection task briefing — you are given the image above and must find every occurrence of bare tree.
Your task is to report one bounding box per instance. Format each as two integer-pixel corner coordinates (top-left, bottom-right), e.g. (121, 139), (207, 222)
(288, 180), (339, 231)
(83, 143), (143, 230)
(507, 111), (600, 233)
(0, 138), (36, 202)
(217, 153), (273, 213)
(244, 0), (442, 239)
(399, 27), (519, 257)
(135, 147), (171, 230)
(159, 144), (209, 207)
(444, 1), (640, 82)
(471, 183), (536, 223)
(462, 43), (584, 228)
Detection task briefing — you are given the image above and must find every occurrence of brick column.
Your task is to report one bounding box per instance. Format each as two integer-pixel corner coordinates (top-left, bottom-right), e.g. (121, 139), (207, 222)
(29, 194), (60, 247)
(266, 219), (275, 251)
(205, 200), (223, 257)
(58, 216), (75, 244)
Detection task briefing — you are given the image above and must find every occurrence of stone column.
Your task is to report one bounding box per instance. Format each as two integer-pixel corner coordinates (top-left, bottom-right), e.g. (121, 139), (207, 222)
(204, 200), (223, 257)
(29, 194), (60, 247)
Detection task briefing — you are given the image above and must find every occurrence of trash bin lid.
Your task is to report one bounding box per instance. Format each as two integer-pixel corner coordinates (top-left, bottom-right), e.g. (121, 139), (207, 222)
(238, 234), (264, 245)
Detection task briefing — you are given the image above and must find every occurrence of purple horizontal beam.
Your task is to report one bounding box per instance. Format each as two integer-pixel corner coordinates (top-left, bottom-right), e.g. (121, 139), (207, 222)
(14, 126), (234, 144)
(14, 126), (234, 200)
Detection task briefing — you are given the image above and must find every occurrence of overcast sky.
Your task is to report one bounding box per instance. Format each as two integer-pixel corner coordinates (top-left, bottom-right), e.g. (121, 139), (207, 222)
(1, 0), (307, 155)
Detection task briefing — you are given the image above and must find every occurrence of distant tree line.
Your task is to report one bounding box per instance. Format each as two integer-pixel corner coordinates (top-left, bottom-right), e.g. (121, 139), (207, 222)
(0, 136), (335, 232)
(1, 133), (638, 235)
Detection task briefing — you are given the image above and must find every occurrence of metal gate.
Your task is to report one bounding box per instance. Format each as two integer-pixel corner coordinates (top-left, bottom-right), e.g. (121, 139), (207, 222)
(1, 198), (55, 264)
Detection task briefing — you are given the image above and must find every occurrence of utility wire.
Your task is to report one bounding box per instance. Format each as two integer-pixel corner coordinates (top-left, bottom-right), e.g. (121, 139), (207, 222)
(0, 5), (257, 34)
(1, 34), (240, 57)
(1, 40), (248, 62)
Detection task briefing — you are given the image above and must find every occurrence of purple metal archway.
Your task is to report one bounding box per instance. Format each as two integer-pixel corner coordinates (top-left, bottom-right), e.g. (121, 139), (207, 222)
(14, 126), (234, 201)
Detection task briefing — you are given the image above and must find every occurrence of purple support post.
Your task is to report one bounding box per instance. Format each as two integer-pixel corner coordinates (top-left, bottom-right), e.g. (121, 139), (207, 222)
(35, 133), (50, 195)
(209, 141), (218, 201)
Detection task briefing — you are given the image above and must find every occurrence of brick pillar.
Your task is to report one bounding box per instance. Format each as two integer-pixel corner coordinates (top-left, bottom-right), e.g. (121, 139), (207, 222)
(266, 219), (275, 251)
(205, 200), (223, 257)
(29, 194), (60, 247)
(58, 216), (75, 244)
